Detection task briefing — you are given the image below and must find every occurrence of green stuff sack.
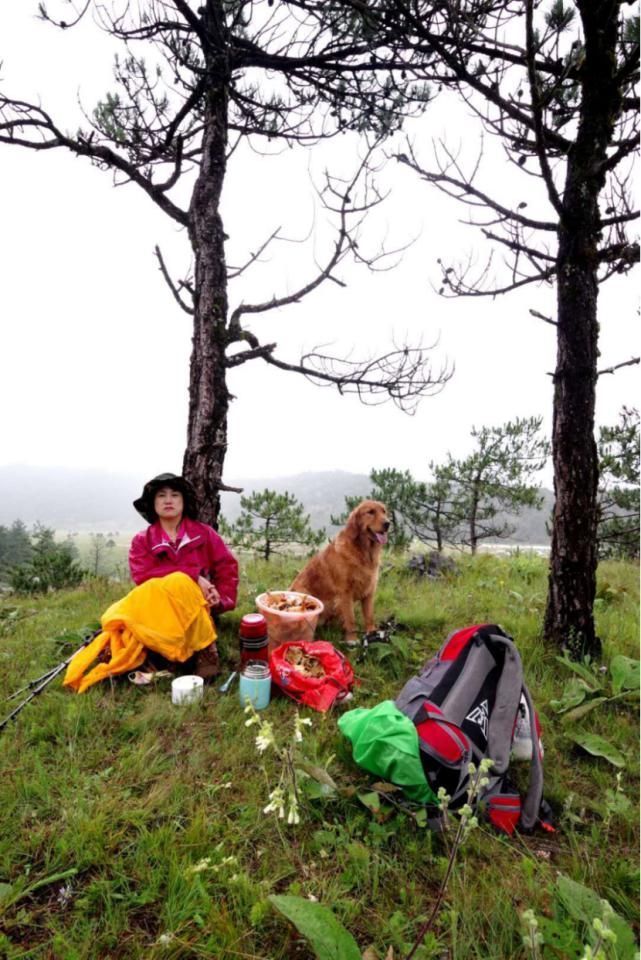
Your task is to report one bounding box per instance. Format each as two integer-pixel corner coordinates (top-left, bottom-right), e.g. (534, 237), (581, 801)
(338, 700), (437, 805)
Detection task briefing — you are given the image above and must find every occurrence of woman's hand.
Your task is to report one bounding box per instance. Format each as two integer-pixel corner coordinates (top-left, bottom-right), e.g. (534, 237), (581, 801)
(198, 575), (221, 608)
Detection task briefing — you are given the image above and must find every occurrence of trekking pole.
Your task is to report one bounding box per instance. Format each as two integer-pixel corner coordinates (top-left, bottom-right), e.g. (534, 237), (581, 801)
(0, 660), (70, 732)
(4, 630), (100, 703)
(0, 631), (99, 733)
(5, 664), (63, 702)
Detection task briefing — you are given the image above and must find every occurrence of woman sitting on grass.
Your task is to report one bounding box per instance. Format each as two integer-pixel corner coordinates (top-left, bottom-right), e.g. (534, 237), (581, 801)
(64, 474), (238, 693)
(129, 472), (239, 678)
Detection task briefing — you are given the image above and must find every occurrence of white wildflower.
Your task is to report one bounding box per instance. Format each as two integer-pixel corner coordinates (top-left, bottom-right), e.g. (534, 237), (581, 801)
(287, 792), (300, 825)
(521, 908), (543, 951)
(437, 786), (451, 804)
(56, 882), (73, 907)
(255, 724), (276, 753)
(186, 858), (211, 875)
(263, 787), (286, 818)
(293, 713), (313, 742)
(600, 899), (614, 921)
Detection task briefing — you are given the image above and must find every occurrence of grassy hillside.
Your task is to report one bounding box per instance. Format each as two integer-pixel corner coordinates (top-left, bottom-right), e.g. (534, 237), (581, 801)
(0, 554), (638, 959)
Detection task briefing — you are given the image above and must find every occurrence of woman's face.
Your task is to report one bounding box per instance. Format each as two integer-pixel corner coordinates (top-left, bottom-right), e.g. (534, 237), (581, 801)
(154, 486), (184, 522)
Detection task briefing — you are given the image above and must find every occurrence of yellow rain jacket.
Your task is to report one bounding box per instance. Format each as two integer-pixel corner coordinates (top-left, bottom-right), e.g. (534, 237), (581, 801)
(64, 572), (216, 693)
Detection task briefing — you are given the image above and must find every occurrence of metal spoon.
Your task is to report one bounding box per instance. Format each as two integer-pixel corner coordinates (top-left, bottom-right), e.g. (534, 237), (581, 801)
(218, 671), (238, 694)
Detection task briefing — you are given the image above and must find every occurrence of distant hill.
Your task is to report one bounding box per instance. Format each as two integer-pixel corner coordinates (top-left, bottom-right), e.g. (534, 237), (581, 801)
(0, 465), (552, 543)
(0, 466), (147, 532)
(0, 466), (371, 533)
(220, 470), (371, 531)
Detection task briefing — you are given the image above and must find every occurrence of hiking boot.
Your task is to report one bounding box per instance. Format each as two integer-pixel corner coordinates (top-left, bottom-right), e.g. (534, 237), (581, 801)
(194, 642), (221, 681)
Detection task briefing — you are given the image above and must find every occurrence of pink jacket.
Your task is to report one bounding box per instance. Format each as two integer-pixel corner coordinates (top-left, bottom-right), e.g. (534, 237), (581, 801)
(128, 517), (239, 613)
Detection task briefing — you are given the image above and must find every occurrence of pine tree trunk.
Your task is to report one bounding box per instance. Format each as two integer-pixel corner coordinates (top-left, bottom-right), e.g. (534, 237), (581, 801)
(435, 515), (443, 554)
(543, 2), (620, 658)
(469, 480), (480, 555)
(544, 269), (600, 657)
(182, 8), (230, 528)
(265, 518), (271, 562)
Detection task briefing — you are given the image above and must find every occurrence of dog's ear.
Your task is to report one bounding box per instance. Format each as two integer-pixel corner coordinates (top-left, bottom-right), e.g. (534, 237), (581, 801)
(345, 503), (364, 541)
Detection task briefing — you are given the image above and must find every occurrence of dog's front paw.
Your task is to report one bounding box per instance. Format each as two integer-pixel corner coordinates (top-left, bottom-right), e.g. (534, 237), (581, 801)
(344, 634), (361, 649)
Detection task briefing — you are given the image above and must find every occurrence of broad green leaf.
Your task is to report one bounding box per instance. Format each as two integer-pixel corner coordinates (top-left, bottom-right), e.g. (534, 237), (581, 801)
(356, 792), (394, 823)
(298, 761), (338, 791)
(413, 807), (428, 828)
(550, 677), (590, 713)
(570, 732), (626, 768)
(370, 645), (395, 662)
(555, 876), (637, 960)
(22, 868), (78, 898)
(0, 883), (13, 902)
(370, 781), (402, 794)
(555, 875), (600, 923)
(560, 697), (608, 724)
(555, 655), (602, 692)
(610, 656), (640, 695)
(300, 777), (336, 801)
(357, 791), (381, 814)
(537, 915), (582, 956)
(269, 895), (361, 960)
(603, 788), (633, 818)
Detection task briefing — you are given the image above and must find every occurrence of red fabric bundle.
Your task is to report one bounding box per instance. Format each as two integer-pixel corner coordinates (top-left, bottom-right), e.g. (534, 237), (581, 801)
(269, 641), (355, 712)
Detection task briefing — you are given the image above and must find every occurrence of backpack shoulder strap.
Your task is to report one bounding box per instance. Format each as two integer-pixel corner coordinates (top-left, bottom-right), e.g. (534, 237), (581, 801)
(484, 631), (523, 774)
(519, 682), (544, 831)
(482, 631), (544, 831)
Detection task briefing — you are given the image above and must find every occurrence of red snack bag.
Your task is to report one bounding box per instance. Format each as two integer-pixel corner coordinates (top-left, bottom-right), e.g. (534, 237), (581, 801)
(269, 640), (355, 712)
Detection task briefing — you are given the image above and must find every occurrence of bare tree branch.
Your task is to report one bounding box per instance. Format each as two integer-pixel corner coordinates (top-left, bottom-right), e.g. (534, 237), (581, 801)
(529, 308), (557, 326)
(524, 0), (564, 218)
(262, 343), (453, 414)
(395, 144), (557, 232)
(228, 139), (407, 331)
(0, 96), (189, 226)
(597, 357), (640, 378)
(227, 227), (284, 280)
(154, 245), (194, 315)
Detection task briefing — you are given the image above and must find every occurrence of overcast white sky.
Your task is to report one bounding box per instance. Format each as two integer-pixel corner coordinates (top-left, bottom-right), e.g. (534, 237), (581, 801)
(0, 5), (638, 490)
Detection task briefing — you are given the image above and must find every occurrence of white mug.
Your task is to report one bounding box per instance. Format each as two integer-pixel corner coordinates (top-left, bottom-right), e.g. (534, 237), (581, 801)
(171, 675), (204, 705)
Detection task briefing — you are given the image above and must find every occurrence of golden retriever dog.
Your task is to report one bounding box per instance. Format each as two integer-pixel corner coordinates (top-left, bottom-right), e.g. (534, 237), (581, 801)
(290, 500), (390, 646)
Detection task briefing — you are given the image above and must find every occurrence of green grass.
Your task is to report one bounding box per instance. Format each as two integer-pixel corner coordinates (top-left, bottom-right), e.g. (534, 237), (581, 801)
(0, 553), (638, 959)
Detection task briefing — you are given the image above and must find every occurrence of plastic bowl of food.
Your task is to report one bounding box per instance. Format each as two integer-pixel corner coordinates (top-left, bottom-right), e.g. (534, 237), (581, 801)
(255, 591), (324, 652)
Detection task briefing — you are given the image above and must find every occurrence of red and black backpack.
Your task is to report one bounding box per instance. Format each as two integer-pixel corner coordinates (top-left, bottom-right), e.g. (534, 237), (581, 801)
(394, 623), (552, 835)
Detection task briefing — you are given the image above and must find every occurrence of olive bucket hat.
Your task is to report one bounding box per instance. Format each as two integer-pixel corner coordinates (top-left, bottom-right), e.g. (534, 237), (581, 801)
(133, 472), (200, 524)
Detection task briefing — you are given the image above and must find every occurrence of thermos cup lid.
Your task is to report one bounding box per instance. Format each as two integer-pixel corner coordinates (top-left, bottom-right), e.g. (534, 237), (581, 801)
(239, 613), (267, 638)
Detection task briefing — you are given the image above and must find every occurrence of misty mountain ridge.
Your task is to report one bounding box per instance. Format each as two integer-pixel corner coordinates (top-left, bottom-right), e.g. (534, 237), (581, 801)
(0, 465), (552, 543)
